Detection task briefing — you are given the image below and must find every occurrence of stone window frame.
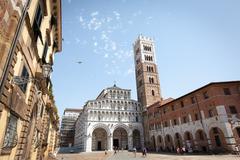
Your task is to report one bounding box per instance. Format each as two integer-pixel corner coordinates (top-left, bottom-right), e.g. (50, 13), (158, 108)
(2, 113), (18, 154)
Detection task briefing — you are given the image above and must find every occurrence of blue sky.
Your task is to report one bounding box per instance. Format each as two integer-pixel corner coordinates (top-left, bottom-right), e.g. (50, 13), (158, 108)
(52, 0), (240, 116)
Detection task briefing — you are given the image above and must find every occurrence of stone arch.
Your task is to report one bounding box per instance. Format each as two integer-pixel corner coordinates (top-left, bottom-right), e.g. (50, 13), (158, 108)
(195, 129), (208, 152)
(150, 135), (156, 151)
(209, 127), (228, 152)
(132, 129), (141, 149)
(233, 126), (240, 145)
(92, 128), (108, 151)
(184, 131), (194, 151)
(113, 127), (128, 150)
(157, 135), (164, 151)
(164, 134), (174, 152)
(174, 132), (183, 148)
(112, 123), (129, 135)
(90, 123), (110, 136)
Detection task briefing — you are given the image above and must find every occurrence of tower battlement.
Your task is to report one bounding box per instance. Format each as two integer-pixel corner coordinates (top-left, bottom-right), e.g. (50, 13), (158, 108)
(133, 35), (154, 46)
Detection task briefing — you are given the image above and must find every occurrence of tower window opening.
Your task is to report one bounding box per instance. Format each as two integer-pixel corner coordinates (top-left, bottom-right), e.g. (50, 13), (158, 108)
(149, 77), (154, 84)
(143, 45), (152, 51)
(152, 90), (155, 96)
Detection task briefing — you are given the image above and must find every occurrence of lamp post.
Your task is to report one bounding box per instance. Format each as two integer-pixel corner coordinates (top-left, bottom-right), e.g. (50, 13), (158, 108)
(12, 63), (53, 85)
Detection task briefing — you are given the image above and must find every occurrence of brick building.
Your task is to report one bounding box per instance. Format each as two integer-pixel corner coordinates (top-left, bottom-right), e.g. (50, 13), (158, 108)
(147, 81), (240, 153)
(0, 0), (62, 159)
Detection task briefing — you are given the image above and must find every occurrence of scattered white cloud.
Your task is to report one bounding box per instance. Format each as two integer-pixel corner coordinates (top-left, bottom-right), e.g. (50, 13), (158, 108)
(88, 17), (102, 30)
(91, 11), (99, 17)
(146, 16), (153, 25)
(126, 67), (134, 75)
(76, 10), (136, 76)
(113, 11), (120, 20)
(106, 17), (112, 22)
(79, 16), (83, 22)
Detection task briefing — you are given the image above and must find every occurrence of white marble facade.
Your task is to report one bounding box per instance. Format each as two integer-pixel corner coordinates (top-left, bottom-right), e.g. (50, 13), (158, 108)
(74, 85), (144, 152)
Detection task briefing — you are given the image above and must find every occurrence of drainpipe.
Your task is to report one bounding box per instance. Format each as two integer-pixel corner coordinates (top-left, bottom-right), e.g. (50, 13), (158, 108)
(0, 0), (31, 100)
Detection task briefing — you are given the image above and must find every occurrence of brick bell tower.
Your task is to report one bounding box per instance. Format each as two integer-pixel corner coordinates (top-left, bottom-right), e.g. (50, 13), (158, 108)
(133, 35), (162, 148)
(133, 35), (162, 109)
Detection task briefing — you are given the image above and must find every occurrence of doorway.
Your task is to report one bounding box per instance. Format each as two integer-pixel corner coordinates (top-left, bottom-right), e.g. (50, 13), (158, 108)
(97, 141), (101, 150)
(113, 139), (119, 148)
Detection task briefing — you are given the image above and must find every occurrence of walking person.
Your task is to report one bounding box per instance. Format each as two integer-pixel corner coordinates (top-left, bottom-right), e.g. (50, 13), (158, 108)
(133, 147), (137, 157)
(143, 147), (147, 157)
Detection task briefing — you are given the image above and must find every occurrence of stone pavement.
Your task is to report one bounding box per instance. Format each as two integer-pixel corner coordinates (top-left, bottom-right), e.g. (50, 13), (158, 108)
(107, 151), (240, 160)
(57, 151), (240, 160)
(57, 151), (111, 160)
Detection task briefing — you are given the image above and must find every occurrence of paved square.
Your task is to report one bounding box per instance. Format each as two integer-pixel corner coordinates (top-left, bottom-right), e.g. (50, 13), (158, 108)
(57, 151), (240, 160)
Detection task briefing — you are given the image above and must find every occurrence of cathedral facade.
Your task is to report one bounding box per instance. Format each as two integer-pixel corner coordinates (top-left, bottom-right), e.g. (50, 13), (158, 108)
(74, 85), (144, 152)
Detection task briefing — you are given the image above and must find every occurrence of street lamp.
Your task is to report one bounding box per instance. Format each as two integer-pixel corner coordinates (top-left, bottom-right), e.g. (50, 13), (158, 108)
(42, 63), (53, 78)
(12, 63), (52, 85)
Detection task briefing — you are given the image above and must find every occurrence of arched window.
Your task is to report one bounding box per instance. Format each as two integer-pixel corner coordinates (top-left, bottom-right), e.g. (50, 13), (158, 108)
(152, 90), (155, 96)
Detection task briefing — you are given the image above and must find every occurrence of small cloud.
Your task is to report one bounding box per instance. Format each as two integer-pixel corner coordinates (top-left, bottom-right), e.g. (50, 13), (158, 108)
(106, 17), (112, 22)
(127, 68), (134, 75)
(104, 54), (109, 58)
(94, 42), (98, 46)
(113, 11), (120, 20)
(79, 16), (84, 22)
(91, 11), (99, 17)
(111, 41), (117, 51)
(88, 17), (102, 30)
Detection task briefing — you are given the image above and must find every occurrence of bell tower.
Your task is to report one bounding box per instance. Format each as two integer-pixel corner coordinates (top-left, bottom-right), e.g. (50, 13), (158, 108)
(133, 35), (162, 109)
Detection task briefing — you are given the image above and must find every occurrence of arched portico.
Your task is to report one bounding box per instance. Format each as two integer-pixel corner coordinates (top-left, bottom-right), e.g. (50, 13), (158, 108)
(86, 123), (111, 152)
(157, 135), (164, 151)
(174, 132), (183, 148)
(184, 131), (194, 151)
(195, 129), (208, 152)
(209, 127), (227, 152)
(92, 128), (108, 151)
(165, 134), (174, 152)
(113, 127), (128, 150)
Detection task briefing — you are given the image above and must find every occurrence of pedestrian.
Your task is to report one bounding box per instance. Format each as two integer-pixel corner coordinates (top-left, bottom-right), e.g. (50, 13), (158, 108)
(177, 147), (180, 155)
(133, 147), (137, 157)
(114, 146), (117, 155)
(182, 146), (186, 154)
(143, 147), (147, 157)
(235, 145), (240, 156)
(105, 149), (107, 155)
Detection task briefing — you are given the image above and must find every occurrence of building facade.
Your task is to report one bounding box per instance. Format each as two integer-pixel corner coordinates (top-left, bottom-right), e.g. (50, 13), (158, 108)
(0, 0), (61, 159)
(133, 35), (162, 146)
(75, 85), (144, 152)
(147, 81), (240, 153)
(60, 108), (82, 147)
